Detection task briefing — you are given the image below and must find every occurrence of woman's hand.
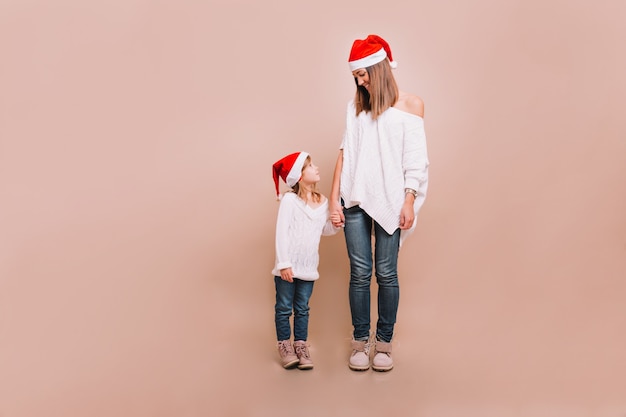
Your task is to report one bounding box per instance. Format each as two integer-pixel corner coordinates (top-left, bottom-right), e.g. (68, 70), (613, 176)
(280, 267), (294, 283)
(399, 198), (415, 230)
(329, 200), (345, 228)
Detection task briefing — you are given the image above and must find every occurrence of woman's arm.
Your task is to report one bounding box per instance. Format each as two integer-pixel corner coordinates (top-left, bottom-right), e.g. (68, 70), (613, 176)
(398, 93), (427, 230)
(329, 150), (345, 227)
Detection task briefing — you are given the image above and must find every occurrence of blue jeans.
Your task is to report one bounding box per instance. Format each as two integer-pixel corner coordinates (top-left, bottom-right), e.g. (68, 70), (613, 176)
(343, 205), (400, 343)
(274, 276), (315, 341)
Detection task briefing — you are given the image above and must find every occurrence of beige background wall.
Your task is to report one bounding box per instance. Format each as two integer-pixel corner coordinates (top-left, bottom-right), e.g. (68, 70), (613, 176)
(1, 0), (625, 416)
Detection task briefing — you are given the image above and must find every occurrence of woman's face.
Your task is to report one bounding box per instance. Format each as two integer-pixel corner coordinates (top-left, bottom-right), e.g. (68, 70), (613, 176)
(352, 68), (370, 91)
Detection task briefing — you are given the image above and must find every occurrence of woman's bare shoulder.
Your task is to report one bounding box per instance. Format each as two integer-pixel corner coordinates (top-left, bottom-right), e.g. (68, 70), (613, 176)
(396, 92), (424, 117)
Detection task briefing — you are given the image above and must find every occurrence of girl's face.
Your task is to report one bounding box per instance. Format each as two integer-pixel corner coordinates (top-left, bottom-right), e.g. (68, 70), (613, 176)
(352, 68), (370, 91)
(300, 160), (320, 185)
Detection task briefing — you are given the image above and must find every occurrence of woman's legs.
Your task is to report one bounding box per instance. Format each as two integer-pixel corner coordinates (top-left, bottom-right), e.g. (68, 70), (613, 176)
(343, 206), (373, 341)
(343, 205), (401, 371)
(373, 222), (400, 343)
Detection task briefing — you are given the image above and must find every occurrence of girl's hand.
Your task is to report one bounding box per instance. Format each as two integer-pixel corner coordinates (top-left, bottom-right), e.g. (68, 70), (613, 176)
(280, 267), (294, 283)
(329, 200), (345, 227)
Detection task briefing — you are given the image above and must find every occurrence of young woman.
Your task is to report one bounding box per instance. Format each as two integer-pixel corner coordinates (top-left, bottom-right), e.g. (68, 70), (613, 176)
(271, 151), (340, 369)
(329, 34), (430, 371)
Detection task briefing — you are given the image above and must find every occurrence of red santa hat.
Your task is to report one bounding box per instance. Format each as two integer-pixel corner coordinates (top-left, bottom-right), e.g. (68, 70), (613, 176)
(348, 34), (397, 71)
(272, 151), (309, 199)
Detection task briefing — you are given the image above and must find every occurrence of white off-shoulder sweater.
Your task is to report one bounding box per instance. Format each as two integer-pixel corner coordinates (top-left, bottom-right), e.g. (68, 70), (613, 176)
(340, 100), (429, 246)
(271, 192), (339, 281)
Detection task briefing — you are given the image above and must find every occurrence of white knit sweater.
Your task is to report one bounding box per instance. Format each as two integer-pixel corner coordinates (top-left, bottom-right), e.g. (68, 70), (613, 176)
(340, 100), (429, 246)
(271, 192), (339, 281)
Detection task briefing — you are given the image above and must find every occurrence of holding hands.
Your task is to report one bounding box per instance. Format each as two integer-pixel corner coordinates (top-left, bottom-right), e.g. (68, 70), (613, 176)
(329, 200), (345, 228)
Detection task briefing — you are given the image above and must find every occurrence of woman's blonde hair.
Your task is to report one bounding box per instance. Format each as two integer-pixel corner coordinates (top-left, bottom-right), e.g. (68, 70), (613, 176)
(290, 156), (321, 203)
(353, 59), (399, 120)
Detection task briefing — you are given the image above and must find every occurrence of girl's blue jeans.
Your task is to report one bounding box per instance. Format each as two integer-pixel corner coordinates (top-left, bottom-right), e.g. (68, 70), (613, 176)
(274, 276), (314, 341)
(343, 205), (400, 343)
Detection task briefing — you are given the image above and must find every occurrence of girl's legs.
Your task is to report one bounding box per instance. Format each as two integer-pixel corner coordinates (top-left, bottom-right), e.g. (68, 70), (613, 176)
(292, 279), (314, 341)
(292, 279), (315, 370)
(274, 276), (299, 368)
(274, 276), (295, 341)
(343, 205), (374, 341)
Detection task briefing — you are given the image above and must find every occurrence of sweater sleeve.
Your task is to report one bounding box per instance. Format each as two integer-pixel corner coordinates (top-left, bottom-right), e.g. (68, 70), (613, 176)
(275, 193), (295, 271)
(322, 217), (340, 237)
(403, 117), (429, 192)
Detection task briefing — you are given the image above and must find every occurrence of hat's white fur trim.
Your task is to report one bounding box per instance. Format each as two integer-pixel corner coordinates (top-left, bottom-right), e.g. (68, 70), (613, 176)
(286, 152), (309, 187)
(349, 48), (387, 71)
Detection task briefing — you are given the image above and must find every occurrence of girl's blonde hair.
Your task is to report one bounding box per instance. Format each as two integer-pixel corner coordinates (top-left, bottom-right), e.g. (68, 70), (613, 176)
(291, 156), (321, 203)
(353, 59), (399, 120)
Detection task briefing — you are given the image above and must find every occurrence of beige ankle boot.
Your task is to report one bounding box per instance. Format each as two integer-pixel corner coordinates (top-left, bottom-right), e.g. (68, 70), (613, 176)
(293, 340), (313, 370)
(277, 340), (299, 369)
(372, 340), (393, 371)
(349, 339), (371, 371)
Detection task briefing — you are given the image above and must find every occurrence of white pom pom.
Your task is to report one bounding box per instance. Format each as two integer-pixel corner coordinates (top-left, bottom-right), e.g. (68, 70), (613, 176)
(277, 193), (282, 201)
(390, 60), (398, 69)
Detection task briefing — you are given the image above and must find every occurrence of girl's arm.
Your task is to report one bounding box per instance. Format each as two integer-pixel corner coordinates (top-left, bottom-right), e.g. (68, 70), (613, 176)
(275, 194), (295, 280)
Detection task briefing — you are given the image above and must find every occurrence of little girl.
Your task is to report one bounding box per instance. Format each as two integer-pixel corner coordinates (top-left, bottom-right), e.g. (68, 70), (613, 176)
(271, 151), (340, 369)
